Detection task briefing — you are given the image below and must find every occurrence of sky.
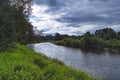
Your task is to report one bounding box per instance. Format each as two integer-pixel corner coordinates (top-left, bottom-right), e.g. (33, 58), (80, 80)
(30, 0), (120, 35)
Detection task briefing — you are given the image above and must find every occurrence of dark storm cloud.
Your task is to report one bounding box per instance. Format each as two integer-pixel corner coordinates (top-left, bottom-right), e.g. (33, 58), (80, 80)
(34, 0), (66, 7)
(31, 0), (120, 35)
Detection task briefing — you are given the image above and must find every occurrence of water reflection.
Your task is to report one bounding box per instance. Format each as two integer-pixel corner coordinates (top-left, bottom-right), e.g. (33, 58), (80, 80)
(80, 48), (120, 54)
(27, 42), (120, 80)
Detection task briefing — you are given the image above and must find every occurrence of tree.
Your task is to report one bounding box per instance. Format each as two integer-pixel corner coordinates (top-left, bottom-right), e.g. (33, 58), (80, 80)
(117, 32), (120, 39)
(0, 0), (33, 51)
(54, 33), (62, 40)
(95, 28), (117, 40)
(81, 32), (92, 48)
(11, 0), (33, 43)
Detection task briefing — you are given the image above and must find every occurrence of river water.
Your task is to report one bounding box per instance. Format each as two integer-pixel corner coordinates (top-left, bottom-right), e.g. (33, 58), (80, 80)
(28, 42), (120, 80)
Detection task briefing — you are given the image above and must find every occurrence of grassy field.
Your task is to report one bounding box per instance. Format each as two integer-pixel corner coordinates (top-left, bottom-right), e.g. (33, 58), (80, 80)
(0, 44), (100, 80)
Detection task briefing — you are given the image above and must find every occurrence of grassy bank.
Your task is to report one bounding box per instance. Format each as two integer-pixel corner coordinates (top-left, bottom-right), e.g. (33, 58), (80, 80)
(0, 44), (99, 80)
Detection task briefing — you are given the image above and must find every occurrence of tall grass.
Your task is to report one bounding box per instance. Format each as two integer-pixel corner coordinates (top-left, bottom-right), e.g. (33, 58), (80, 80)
(0, 44), (100, 80)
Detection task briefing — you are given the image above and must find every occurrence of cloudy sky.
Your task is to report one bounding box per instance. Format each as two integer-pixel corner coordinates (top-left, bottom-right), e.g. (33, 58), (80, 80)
(30, 0), (120, 35)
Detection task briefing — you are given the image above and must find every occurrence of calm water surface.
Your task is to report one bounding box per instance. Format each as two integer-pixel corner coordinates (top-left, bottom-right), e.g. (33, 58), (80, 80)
(28, 42), (120, 80)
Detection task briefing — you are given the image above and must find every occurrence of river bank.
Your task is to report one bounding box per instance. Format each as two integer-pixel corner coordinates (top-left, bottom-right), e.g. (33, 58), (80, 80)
(54, 38), (120, 51)
(0, 43), (99, 80)
(28, 42), (120, 80)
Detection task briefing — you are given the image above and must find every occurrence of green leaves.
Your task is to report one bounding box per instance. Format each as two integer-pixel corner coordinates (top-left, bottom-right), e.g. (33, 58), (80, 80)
(0, 0), (33, 51)
(54, 28), (120, 49)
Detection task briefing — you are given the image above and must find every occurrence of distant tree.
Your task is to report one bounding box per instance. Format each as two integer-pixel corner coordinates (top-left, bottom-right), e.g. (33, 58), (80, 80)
(84, 31), (91, 36)
(118, 32), (120, 36)
(54, 33), (62, 40)
(117, 32), (120, 39)
(81, 32), (92, 48)
(95, 28), (117, 40)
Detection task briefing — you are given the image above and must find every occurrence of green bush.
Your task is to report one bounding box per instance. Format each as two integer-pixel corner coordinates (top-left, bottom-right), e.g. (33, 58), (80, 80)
(54, 36), (120, 49)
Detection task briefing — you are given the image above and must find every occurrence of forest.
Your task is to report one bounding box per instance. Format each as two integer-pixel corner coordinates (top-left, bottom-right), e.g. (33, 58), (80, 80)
(54, 28), (120, 49)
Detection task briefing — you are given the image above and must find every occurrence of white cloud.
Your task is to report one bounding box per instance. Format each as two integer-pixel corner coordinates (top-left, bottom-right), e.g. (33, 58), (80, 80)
(30, 0), (120, 35)
(30, 5), (67, 30)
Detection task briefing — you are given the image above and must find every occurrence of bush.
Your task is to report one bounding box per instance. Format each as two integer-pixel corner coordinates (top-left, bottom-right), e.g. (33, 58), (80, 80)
(54, 36), (120, 49)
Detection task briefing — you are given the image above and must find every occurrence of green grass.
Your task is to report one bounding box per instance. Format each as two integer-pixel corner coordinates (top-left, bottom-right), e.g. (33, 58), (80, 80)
(0, 44), (100, 80)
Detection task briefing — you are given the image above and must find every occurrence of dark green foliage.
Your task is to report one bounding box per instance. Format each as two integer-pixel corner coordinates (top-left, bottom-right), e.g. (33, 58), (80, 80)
(80, 37), (108, 48)
(0, 0), (33, 51)
(118, 32), (120, 36)
(117, 32), (120, 39)
(54, 33), (69, 40)
(55, 28), (120, 49)
(34, 58), (47, 69)
(95, 28), (117, 40)
(14, 65), (22, 72)
(55, 38), (81, 48)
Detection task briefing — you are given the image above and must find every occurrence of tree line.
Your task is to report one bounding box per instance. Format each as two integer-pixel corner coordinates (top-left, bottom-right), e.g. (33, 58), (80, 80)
(54, 28), (120, 49)
(0, 0), (33, 51)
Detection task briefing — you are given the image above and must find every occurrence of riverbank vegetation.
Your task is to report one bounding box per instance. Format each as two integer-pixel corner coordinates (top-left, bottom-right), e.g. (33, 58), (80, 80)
(0, 0), (34, 52)
(54, 28), (120, 49)
(0, 44), (99, 80)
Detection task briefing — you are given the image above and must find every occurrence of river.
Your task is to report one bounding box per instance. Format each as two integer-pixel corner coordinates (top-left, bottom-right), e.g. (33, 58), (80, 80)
(27, 42), (120, 80)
